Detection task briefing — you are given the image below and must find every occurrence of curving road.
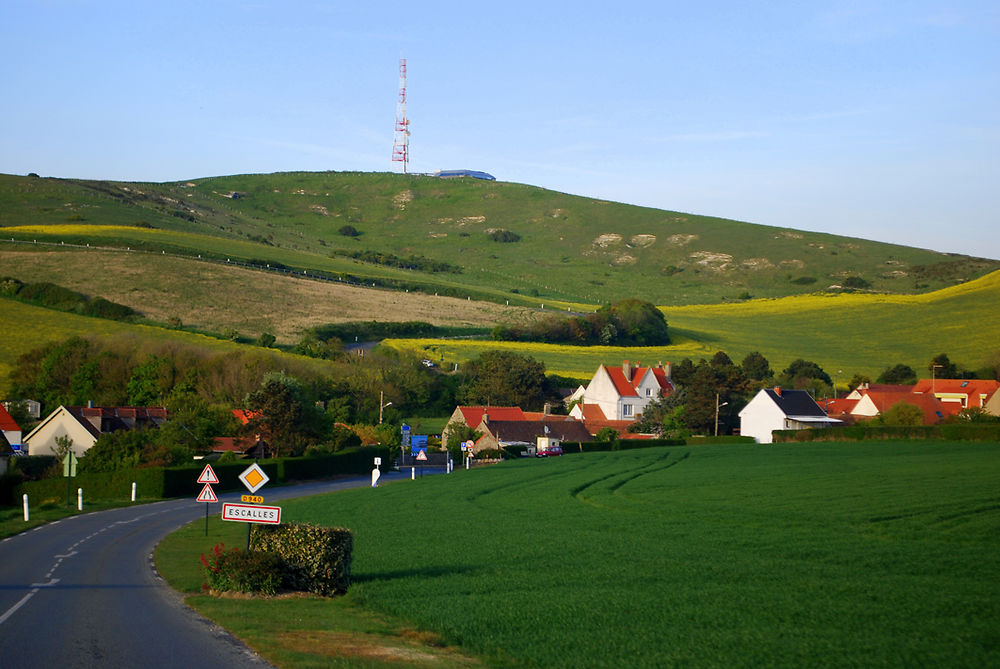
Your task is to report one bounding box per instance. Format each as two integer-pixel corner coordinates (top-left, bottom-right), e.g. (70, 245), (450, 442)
(0, 473), (405, 669)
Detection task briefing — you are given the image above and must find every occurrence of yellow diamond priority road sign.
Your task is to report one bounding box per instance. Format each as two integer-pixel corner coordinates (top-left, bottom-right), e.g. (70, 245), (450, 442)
(238, 462), (269, 494)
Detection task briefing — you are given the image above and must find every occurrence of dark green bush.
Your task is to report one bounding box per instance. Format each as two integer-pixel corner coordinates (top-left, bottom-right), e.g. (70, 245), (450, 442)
(79, 297), (137, 321)
(841, 276), (872, 289)
(251, 523), (353, 596)
(201, 543), (283, 595)
(17, 282), (86, 310)
(487, 229), (521, 243)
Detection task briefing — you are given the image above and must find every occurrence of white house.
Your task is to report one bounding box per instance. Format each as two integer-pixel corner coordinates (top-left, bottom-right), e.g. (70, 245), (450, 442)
(570, 360), (673, 423)
(24, 405), (167, 457)
(739, 387), (840, 444)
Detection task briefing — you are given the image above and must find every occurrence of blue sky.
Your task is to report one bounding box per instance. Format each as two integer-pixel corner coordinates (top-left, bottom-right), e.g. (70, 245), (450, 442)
(2, 1), (998, 259)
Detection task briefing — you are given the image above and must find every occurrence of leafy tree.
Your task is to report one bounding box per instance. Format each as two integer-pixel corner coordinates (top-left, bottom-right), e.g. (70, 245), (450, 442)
(127, 354), (173, 405)
(595, 427), (620, 444)
(871, 402), (925, 426)
(244, 372), (324, 457)
(459, 351), (553, 410)
(53, 434), (74, 461)
(876, 364), (916, 385)
(847, 373), (871, 391)
(741, 351), (773, 383)
(628, 388), (690, 438)
(80, 429), (150, 472)
(929, 353), (959, 379)
(600, 299), (670, 346)
(778, 359), (831, 396)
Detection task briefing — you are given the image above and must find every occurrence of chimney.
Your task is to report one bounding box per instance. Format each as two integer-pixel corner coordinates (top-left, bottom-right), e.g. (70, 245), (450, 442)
(773, 386), (782, 397)
(543, 402), (552, 416)
(482, 411), (489, 425)
(663, 361), (671, 380)
(87, 400), (94, 408)
(623, 360), (632, 381)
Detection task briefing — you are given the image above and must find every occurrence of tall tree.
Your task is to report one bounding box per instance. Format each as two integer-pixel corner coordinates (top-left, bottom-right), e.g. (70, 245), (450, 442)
(741, 351), (773, 383)
(876, 364), (917, 385)
(459, 351), (552, 409)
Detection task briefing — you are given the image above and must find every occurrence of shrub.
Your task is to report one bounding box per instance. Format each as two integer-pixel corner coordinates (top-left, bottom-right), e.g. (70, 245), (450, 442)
(842, 276), (871, 289)
(487, 229), (521, 243)
(201, 543), (283, 595)
(250, 523), (353, 596)
(338, 225), (361, 237)
(80, 297), (137, 321)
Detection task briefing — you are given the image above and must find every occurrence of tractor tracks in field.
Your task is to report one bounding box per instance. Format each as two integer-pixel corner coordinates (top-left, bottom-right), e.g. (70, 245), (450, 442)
(570, 450), (690, 511)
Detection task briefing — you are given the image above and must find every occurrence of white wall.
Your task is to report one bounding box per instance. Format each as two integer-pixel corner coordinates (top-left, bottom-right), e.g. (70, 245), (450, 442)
(738, 391), (785, 444)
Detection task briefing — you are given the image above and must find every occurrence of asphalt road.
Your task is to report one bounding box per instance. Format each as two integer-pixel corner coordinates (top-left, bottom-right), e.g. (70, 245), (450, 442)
(0, 472), (407, 669)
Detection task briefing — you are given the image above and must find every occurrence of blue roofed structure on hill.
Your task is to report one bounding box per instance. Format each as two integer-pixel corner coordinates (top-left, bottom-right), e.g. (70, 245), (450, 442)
(434, 169), (496, 181)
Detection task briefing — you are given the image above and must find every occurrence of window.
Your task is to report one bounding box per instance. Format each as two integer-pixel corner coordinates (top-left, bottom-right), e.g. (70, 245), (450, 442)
(645, 388), (652, 396)
(622, 404), (634, 417)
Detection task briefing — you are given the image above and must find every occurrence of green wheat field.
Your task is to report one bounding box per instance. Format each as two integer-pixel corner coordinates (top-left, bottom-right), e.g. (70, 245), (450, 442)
(266, 441), (1000, 667)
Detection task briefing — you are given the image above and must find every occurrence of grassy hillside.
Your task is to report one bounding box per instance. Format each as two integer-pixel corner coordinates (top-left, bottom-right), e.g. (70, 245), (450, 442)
(0, 247), (540, 344)
(384, 269), (1000, 383)
(2, 171), (995, 305)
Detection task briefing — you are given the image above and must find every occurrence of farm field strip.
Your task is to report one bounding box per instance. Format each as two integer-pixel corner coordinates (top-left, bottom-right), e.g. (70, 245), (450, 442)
(384, 269), (1000, 378)
(268, 441), (1000, 667)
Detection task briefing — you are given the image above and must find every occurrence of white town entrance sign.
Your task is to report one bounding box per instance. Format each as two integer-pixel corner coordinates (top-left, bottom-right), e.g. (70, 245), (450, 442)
(221, 503), (282, 524)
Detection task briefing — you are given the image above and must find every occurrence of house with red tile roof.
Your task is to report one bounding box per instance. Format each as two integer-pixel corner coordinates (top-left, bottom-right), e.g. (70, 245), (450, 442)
(911, 379), (1000, 412)
(0, 404), (22, 452)
(23, 405), (168, 457)
(569, 360), (673, 423)
(442, 406), (530, 447)
(470, 416), (593, 453)
(851, 390), (956, 424)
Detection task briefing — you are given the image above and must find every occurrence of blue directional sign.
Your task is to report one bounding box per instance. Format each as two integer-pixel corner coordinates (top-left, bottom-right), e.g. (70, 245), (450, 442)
(410, 434), (428, 455)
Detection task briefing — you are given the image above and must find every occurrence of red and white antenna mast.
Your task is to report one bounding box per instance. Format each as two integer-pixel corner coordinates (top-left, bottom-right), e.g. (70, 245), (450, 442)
(391, 58), (410, 173)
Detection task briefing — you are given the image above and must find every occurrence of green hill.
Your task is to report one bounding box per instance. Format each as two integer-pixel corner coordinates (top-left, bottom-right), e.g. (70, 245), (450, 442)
(2, 171), (995, 306)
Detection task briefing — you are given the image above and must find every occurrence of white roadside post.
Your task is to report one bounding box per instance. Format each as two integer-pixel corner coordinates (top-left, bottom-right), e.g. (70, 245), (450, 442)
(22, 494), (29, 521)
(131, 481), (136, 502)
(77, 488), (83, 511)
(372, 457), (381, 487)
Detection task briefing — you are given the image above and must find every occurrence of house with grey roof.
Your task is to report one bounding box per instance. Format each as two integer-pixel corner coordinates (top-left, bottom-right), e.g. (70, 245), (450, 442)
(739, 387), (840, 444)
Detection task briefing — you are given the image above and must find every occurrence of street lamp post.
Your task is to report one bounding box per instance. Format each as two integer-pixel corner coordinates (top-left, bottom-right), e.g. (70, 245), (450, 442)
(378, 391), (392, 425)
(715, 393), (729, 437)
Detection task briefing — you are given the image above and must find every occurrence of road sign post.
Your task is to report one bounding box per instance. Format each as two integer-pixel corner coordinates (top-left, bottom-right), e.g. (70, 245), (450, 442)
(235, 463), (276, 548)
(196, 464), (219, 535)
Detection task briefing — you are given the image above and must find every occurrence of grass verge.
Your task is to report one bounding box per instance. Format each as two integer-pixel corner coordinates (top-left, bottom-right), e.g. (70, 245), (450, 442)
(154, 514), (481, 668)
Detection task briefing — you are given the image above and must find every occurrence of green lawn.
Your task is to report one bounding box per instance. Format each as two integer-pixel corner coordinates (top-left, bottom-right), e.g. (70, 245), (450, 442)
(158, 441), (1000, 668)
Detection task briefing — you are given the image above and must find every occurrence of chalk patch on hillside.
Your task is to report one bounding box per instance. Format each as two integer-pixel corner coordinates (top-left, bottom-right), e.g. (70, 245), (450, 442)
(668, 234), (698, 246)
(593, 234), (622, 247)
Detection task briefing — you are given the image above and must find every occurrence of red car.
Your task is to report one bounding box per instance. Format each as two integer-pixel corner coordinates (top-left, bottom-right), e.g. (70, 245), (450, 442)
(536, 444), (563, 457)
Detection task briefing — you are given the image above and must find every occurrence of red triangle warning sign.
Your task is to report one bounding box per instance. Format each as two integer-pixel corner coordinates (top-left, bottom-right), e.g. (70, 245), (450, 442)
(416, 450), (428, 461)
(196, 484), (218, 503)
(197, 464), (219, 484)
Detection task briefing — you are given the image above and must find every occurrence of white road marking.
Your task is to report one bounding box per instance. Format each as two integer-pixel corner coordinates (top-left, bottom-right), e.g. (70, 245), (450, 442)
(0, 591), (38, 626)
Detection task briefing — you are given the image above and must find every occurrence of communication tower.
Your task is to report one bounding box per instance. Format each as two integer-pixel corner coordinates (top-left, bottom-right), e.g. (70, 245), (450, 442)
(391, 58), (410, 173)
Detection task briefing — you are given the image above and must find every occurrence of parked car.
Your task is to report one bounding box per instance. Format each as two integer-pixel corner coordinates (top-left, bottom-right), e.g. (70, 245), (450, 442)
(421, 359), (435, 367)
(536, 444), (563, 457)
